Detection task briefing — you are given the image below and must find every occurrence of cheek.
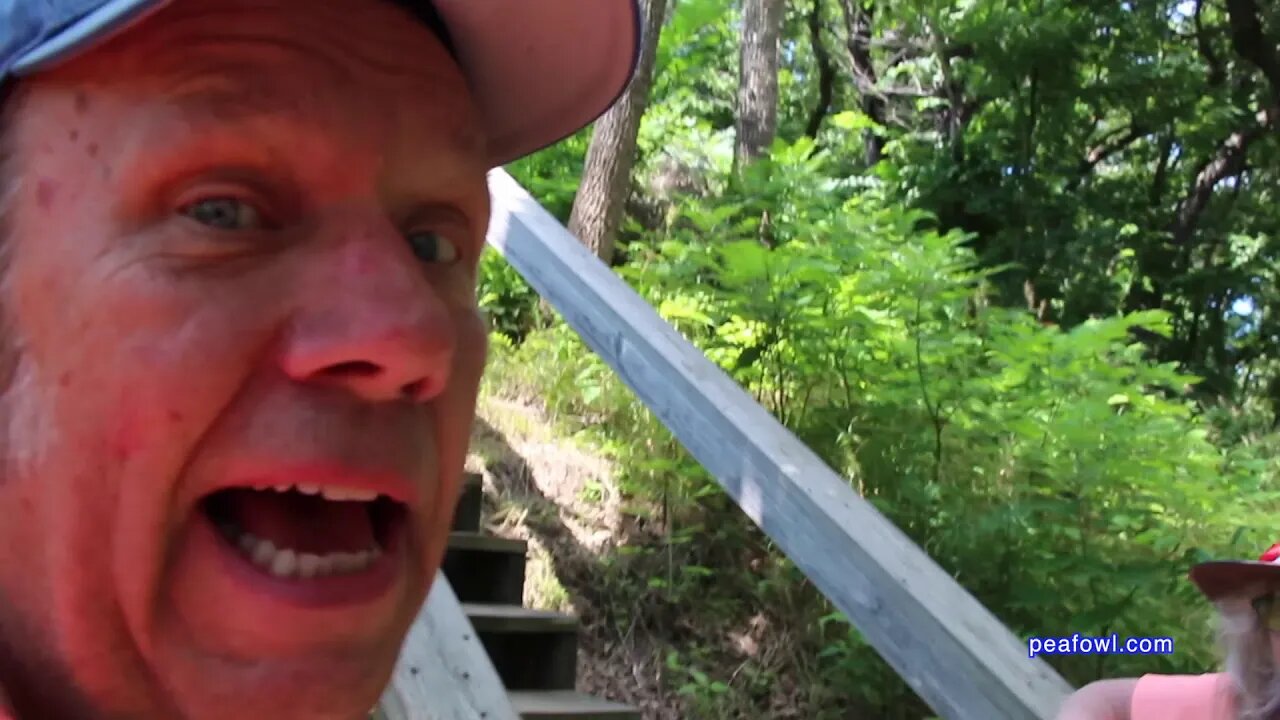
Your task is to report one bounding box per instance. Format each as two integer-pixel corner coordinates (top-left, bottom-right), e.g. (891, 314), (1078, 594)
(3, 255), (280, 557)
(450, 306), (489, 398)
(431, 307), (486, 467)
(60, 306), (250, 436)
(94, 303), (283, 486)
(0, 347), (138, 671)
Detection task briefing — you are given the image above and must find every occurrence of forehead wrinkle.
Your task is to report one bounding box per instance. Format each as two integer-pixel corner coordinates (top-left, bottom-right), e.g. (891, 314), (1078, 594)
(32, 0), (489, 176)
(45, 0), (477, 127)
(93, 0), (470, 105)
(138, 35), (455, 100)
(21, 0), (490, 223)
(158, 81), (482, 187)
(157, 67), (355, 148)
(144, 39), (478, 153)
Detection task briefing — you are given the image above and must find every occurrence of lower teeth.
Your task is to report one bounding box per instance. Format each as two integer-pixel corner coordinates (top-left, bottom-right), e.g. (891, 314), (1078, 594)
(219, 523), (380, 579)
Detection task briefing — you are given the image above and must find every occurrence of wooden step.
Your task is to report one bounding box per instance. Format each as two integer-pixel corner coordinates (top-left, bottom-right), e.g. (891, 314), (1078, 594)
(443, 532), (528, 605)
(509, 690), (641, 719)
(463, 603), (578, 633)
(463, 604), (579, 691)
(447, 531), (527, 553)
(451, 472), (484, 533)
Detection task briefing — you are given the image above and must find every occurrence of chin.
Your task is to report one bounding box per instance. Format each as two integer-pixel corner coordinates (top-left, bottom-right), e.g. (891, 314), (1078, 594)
(153, 631), (406, 720)
(141, 512), (436, 720)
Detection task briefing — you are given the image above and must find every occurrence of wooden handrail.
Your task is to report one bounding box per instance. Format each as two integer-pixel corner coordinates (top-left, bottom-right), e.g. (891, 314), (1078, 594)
(485, 168), (1074, 720)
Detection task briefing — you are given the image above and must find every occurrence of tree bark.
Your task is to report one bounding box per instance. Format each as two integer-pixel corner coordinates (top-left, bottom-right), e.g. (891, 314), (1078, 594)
(735, 0), (785, 169)
(1077, 123), (1149, 177)
(1224, 0), (1280, 108)
(1193, 0), (1226, 88)
(1148, 134), (1175, 206)
(1171, 106), (1274, 247)
(838, 0), (884, 165)
(803, 0), (835, 140)
(1124, 106), (1275, 313)
(567, 0), (668, 264)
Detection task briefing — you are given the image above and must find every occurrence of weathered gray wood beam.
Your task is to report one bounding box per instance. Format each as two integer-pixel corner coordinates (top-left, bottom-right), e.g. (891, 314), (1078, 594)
(376, 574), (518, 720)
(485, 169), (1073, 720)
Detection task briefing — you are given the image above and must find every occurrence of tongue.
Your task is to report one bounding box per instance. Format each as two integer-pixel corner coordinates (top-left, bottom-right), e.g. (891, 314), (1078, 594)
(224, 489), (376, 554)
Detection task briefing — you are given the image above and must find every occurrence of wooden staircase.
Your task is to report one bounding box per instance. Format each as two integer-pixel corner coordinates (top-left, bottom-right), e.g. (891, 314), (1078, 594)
(443, 473), (640, 720)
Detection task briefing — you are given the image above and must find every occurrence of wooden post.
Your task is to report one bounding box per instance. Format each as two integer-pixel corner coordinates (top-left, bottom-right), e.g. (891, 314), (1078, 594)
(376, 574), (518, 720)
(485, 169), (1074, 720)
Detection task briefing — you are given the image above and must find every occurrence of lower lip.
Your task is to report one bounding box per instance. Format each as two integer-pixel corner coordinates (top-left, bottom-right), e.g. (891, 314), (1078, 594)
(197, 511), (405, 609)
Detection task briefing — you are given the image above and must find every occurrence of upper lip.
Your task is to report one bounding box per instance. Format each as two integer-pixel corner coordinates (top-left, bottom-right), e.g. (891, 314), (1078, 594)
(203, 463), (421, 507)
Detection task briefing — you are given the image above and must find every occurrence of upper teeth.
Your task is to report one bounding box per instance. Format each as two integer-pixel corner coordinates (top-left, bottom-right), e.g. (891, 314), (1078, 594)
(261, 483), (380, 502)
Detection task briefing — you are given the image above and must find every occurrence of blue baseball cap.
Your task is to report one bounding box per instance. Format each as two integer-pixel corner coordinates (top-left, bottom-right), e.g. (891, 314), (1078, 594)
(0, 0), (641, 166)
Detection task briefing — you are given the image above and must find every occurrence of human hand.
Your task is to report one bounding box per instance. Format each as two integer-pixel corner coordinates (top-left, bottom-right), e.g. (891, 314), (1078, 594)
(1054, 678), (1138, 720)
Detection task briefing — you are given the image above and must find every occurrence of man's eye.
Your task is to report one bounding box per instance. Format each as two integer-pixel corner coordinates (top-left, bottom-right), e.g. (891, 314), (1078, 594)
(181, 198), (263, 230)
(406, 230), (459, 264)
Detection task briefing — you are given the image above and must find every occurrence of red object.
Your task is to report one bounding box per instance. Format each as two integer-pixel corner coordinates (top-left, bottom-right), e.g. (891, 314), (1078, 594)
(1258, 542), (1280, 563)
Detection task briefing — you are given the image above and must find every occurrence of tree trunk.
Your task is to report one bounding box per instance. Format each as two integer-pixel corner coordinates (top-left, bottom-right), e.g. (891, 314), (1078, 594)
(734, 0), (785, 169)
(1224, 0), (1280, 108)
(1124, 105), (1275, 315)
(803, 0), (835, 140)
(837, 0), (884, 165)
(567, 0), (668, 264)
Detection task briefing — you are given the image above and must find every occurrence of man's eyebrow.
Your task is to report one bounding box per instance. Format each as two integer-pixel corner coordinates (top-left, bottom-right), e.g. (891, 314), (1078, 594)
(128, 69), (489, 205)
(160, 74), (315, 127)
(156, 71), (484, 154)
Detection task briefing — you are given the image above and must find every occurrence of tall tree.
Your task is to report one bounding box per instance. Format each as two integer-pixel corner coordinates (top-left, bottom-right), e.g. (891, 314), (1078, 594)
(734, 0), (785, 168)
(837, 0), (885, 165)
(803, 0), (837, 140)
(567, 0), (668, 264)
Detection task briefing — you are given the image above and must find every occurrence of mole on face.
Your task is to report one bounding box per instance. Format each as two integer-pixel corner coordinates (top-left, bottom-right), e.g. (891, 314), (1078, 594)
(73, 91), (90, 114)
(87, 142), (99, 158)
(36, 178), (57, 211)
(69, 129), (79, 142)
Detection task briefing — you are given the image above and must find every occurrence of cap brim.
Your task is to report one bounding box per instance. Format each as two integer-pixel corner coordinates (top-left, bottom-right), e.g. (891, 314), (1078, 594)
(9, 0), (175, 75)
(1189, 560), (1280, 600)
(11, 0), (640, 168)
(436, 0), (640, 166)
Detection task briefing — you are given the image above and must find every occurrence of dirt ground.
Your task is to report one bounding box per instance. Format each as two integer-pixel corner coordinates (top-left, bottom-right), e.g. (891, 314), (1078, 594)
(466, 395), (686, 719)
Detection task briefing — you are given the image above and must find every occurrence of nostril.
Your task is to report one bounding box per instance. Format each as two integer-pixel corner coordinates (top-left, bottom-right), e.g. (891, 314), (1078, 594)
(323, 361), (381, 378)
(400, 380), (425, 401)
(305, 359), (434, 402)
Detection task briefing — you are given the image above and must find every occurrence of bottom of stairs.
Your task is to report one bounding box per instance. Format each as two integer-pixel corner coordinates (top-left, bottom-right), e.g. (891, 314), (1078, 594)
(509, 689), (640, 719)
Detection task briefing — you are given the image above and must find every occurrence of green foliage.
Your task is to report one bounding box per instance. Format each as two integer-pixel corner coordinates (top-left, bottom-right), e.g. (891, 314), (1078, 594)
(487, 134), (1280, 716)
(666, 649), (734, 716)
(863, 0), (1280, 404)
(632, 140), (1273, 682)
(505, 126), (593, 223)
(480, 126), (595, 341)
(482, 0), (1280, 715)
(477, 247), (539, 342)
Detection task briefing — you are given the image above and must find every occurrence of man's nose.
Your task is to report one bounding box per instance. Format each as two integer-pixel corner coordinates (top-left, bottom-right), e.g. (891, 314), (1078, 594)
(277, 225), (455, 404)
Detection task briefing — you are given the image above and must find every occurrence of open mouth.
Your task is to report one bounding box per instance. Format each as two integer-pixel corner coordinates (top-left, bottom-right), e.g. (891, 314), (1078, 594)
(201, 483), (406, 581)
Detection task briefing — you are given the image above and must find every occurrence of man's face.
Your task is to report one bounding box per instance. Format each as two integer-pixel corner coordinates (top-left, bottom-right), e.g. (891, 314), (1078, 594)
(0, 0), (490, 717)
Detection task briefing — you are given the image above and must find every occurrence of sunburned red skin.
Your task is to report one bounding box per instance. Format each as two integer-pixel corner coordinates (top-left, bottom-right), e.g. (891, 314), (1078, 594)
(0, 0), (491, 717)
